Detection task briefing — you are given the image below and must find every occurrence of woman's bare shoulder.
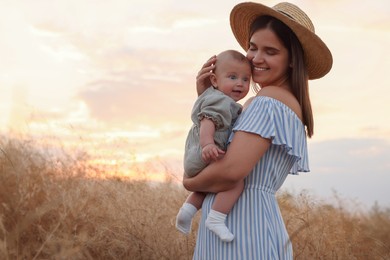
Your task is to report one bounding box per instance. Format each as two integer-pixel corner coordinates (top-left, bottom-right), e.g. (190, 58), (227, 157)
(242, 96), (255, 110)
(256, 86), (303, 120)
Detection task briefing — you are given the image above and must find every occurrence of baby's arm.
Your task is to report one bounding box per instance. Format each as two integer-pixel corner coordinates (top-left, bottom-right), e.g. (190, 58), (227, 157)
(199, 118), (225, 163)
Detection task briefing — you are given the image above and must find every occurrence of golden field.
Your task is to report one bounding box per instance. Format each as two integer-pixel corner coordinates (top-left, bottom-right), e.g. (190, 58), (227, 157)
(0, 137), (389, 259)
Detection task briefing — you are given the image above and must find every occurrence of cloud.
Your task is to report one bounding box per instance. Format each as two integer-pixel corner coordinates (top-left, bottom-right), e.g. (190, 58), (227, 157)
(309, 138), (390, 173)
(304, 0), (390, 31)
(308, 20), (390, 142)
(78, 77), (192, 125)
(76, 47), (199, 125)
(284, 138), (390, 208)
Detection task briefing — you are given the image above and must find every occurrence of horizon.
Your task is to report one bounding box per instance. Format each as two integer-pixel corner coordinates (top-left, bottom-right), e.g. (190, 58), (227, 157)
(1, 0), (389, 209)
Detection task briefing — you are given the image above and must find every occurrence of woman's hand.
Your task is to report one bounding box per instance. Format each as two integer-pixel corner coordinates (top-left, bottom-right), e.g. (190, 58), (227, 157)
(196, 55), (216, 96)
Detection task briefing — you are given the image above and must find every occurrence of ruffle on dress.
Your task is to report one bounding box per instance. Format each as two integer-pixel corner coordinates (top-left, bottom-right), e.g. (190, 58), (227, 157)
(231, 96), (310, 174)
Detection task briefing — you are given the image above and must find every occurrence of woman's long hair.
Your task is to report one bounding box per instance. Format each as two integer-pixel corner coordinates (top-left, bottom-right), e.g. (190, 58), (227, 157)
(249, 16), (314, 137)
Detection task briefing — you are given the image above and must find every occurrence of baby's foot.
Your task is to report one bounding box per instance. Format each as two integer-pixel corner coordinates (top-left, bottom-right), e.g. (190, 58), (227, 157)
(176, 203), (197, 234)
(205, 210), (234, 242)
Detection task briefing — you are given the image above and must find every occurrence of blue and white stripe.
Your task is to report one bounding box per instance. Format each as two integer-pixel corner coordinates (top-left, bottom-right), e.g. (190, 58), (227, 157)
(193, 96), (309, 260)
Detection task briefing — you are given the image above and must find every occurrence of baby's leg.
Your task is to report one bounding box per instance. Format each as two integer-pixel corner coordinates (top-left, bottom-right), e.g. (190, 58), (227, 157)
(176, 192), (206, 234)
(206, 180), (244, 242)
(185, 191), (207, 210)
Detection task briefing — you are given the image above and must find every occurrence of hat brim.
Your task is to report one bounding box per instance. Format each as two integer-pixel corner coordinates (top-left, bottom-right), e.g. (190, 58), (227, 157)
(230, 2), (333, 80)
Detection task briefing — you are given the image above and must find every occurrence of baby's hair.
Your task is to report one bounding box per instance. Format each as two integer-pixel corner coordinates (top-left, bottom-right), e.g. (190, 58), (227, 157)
(216, 50), (248, 64)
(213, 50), (251, 72)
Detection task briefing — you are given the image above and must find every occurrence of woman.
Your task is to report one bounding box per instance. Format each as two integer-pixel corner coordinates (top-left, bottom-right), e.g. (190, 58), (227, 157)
(183, 2), (332, 259)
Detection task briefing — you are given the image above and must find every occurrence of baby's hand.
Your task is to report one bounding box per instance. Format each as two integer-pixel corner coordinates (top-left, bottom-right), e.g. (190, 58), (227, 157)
(201, 143), (225, 163)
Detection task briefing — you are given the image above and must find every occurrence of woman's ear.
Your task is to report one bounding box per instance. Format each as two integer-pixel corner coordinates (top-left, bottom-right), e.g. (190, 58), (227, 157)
(210, 73), (218, 87)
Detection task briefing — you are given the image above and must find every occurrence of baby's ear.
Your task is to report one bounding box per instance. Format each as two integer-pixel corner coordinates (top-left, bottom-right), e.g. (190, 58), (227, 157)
(210, 73), (218, 87)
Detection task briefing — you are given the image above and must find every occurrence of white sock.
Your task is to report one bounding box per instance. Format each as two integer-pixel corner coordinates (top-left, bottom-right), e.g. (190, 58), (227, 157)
(176, 203), (198, 234)
(205, 209), (234, 242)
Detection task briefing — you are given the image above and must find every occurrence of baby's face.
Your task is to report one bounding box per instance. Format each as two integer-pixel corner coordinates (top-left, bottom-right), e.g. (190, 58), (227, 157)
(213, 58), (251, 102)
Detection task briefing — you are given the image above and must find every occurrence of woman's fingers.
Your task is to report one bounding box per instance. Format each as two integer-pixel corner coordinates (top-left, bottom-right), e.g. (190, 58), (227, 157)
(196, 55), (216, 95)
(204, 55), (216, 71)
(196, 70), (212, 87)
(197, 57), (216, 77)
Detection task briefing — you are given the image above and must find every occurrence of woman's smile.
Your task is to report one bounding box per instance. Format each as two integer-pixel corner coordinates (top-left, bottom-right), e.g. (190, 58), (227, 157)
(253, 66), (269, 71)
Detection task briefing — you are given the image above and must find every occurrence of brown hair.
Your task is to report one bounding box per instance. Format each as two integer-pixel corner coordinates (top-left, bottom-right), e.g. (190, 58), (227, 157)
(250, 16), (314, 137)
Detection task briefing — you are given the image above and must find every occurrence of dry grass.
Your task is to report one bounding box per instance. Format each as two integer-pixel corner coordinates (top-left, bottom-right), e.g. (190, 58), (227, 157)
(0, 136), (389, 259)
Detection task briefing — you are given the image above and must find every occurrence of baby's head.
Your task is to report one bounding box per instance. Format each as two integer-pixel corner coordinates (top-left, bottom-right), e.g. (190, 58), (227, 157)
(211, 50), (251, 102)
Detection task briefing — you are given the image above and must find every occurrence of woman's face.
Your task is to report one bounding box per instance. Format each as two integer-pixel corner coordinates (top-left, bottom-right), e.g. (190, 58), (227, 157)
(246, 28), (290, 88)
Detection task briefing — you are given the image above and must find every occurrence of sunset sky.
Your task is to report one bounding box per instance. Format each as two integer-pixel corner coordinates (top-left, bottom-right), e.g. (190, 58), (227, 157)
(1, 0), (389, 209)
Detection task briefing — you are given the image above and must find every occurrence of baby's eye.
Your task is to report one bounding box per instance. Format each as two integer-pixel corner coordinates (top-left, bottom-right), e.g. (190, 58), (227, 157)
(229, 75), (237, 80)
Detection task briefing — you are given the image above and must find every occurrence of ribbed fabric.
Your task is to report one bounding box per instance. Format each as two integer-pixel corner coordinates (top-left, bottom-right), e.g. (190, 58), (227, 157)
(184, 87), (242, 177)
(193, 96), (309, 260)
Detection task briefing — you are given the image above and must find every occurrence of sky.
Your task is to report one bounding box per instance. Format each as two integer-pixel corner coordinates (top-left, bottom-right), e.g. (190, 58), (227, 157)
(1, 0), (389, 210)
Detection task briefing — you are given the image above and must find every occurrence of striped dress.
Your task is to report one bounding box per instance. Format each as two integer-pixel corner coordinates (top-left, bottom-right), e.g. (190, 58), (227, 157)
(193, 96), (309, 260)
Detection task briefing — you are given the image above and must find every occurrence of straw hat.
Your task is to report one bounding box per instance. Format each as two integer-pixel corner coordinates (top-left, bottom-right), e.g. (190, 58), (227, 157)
(230, 2), (332, 79)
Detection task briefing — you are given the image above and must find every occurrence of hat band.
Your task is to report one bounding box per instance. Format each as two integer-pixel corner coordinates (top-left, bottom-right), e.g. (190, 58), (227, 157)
(277, 10), (294, 21)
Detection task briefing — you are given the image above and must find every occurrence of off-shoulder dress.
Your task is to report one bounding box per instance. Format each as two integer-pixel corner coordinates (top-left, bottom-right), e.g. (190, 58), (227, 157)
(193, 96), (309, 260)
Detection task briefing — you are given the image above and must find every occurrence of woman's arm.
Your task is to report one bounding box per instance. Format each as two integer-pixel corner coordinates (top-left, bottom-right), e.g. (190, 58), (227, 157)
(196, 55), (216, 96)
(183, 131), (271, 193)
